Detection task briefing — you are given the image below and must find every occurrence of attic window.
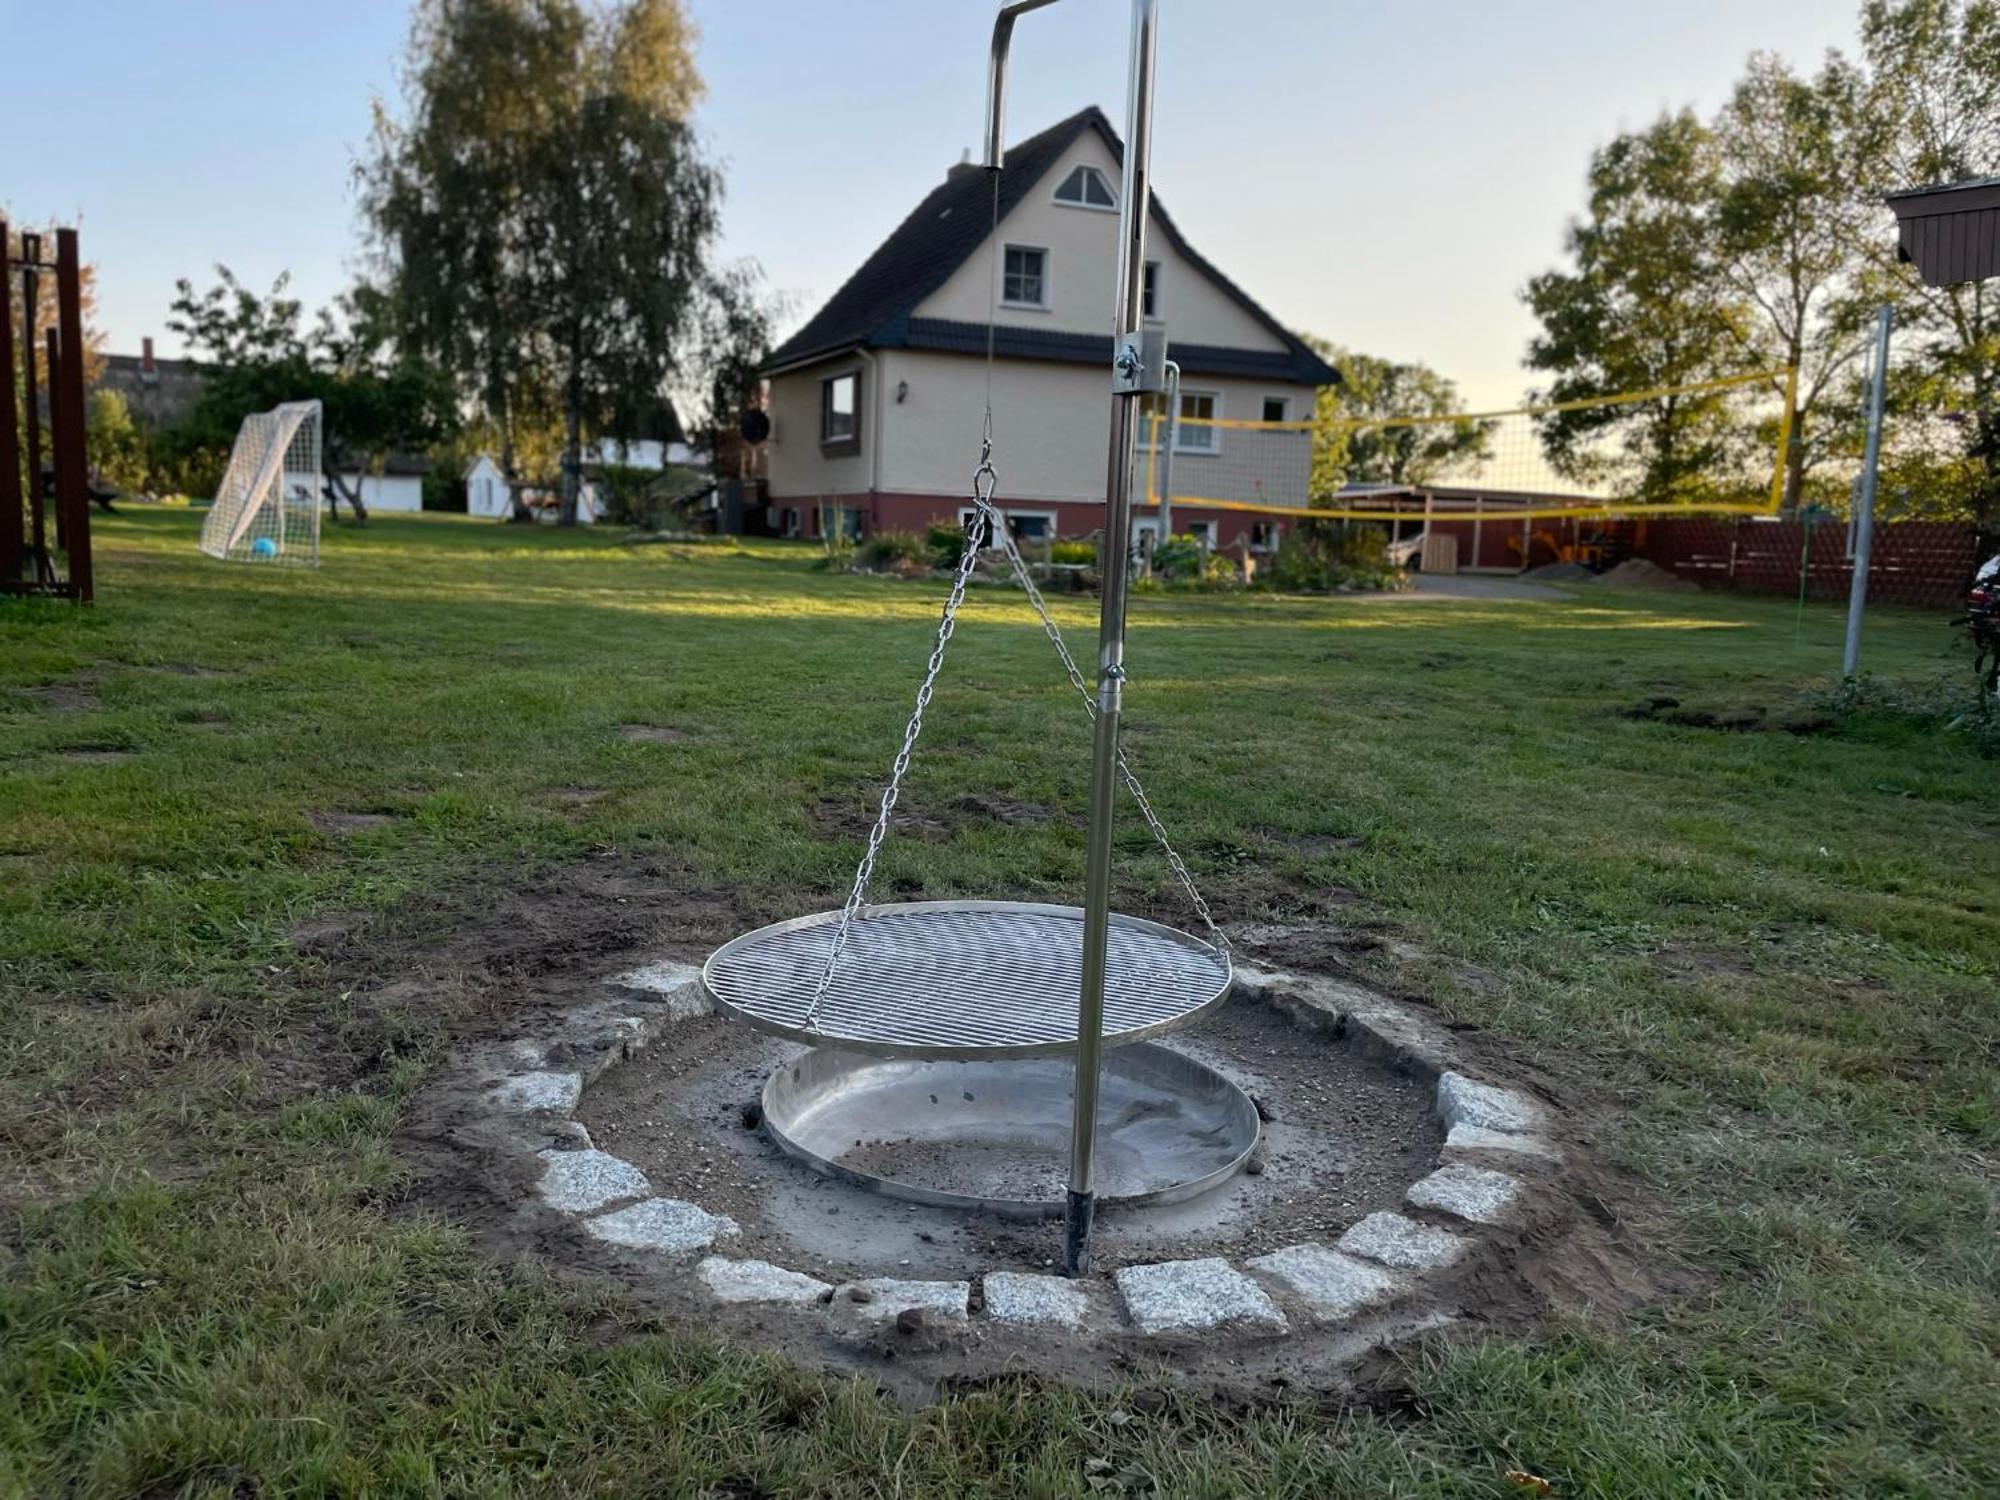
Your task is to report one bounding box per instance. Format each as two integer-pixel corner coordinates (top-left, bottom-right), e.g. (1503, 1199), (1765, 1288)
(1053, 164), (1117, 210)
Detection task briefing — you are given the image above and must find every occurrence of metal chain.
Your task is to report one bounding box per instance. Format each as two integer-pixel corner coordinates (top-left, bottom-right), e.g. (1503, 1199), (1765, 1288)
(806, 442), (1003, 1031)
(988, 523), (1229, 956)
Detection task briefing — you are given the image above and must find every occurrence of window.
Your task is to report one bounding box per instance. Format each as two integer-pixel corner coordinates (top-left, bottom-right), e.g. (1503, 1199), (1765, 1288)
(959, 508), (1056, 543)
(1261, 396), (1289, 423)
(1052, 164), (1117, 210)
(820, 371), (860, 450)
(1138, 388), (1221, 451)
(1187, 520), (1214, 549)
(1002, 245), (1048, 308)
(1142, 261), (1161, 319)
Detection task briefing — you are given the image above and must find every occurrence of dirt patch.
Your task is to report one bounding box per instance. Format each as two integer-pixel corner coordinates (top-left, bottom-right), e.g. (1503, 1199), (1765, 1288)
(1594, 558), (1698, 592)
(618, 724), (689, 745)
(306, 810), (398, 836)
(809, 796), (955, 842)
(543, 785), (610, 807)
(949, 793), (1064, 828)
(288, 915), (362, 953)
(18, 675), (100, 713)
(1620, 696), (1833, 735)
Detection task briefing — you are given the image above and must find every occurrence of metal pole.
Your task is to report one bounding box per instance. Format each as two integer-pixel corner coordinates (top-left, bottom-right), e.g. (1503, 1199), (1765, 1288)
(1843, 305), (1893, 680)
(1158, 359), (1180, 543)
(1070, 0), (1159, 1278)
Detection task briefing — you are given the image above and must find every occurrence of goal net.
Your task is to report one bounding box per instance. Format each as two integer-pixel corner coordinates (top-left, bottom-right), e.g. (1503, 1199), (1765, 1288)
(198, 400), (324, 566)
(1136, 367), (1798, 525)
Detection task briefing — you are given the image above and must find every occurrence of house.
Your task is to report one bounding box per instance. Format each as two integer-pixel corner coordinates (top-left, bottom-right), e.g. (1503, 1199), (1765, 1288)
(757, 107), (1338, 550)
(94, 338), (204, 428)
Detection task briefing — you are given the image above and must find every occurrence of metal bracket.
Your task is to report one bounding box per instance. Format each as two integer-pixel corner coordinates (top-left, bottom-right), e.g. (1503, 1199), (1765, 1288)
(1112, 327), (1168, 395)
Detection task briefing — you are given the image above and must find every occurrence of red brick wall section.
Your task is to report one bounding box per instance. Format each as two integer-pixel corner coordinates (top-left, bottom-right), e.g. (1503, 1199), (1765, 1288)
(1636, 518), (1982, 609)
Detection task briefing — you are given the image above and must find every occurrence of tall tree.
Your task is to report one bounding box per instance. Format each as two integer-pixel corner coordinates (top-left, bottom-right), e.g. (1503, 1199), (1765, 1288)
(363, 0), (729, 524)
(1524, 112), (1759, 503)
(1711, 53), (1877, 510)
(1305, 342), (1493, 497)
(1856, 0), (2000, 523)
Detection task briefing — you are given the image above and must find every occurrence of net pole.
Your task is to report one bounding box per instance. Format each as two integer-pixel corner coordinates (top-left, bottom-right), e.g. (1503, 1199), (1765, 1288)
(1843, 306), (1892, 680)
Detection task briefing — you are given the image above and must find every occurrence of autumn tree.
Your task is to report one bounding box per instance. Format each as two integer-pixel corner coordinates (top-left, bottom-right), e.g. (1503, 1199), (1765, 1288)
(1304, 341), (1493, 498)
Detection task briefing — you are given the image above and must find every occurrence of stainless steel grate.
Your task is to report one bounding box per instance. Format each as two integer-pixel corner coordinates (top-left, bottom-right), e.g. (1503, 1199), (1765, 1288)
(703, 900), (1232, 1060)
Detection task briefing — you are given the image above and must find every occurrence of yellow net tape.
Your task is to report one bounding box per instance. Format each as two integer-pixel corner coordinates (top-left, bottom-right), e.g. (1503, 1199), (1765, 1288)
(1138, 366), (1799, 525)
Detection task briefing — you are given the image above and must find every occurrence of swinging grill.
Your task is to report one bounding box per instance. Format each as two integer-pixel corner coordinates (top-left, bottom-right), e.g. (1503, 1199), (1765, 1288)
(703, 0), (1224, 1271)
(705, 901), (1229, 1060)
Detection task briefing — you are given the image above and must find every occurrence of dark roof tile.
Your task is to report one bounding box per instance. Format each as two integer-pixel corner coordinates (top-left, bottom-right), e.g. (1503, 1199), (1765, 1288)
(763, 107), (1335, 387)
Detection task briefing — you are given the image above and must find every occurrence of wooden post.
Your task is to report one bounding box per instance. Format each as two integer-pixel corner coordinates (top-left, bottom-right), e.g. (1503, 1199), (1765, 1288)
(20, 234), (46, 585)
(1471, 493), (1483, 572)
(0, 220), (21, 584)
(53, 230), (92, 602)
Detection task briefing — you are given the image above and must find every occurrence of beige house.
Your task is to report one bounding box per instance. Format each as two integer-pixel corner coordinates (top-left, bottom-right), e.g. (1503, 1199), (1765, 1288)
(758, 107), (1336, 549)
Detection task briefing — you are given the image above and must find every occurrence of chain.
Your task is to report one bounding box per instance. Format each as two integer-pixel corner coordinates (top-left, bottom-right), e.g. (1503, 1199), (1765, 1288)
(988, 524), (1229, 956)
(806, 443), (1003, 1031)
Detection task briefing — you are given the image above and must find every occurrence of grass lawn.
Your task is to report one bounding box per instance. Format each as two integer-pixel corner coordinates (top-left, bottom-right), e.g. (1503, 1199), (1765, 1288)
(2, 508), (1996, 1497)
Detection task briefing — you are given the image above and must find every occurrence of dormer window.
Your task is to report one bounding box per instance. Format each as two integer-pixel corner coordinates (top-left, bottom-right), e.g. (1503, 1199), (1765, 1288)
(1053, 164), (1117, 210)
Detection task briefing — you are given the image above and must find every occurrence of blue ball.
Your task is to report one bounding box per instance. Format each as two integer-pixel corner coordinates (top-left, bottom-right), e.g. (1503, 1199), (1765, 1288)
(250, 537), (279, 559)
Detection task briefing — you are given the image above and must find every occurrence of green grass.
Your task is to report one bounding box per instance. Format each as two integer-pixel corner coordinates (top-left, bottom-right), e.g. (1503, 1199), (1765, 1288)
(3, 508), (1996, 1497)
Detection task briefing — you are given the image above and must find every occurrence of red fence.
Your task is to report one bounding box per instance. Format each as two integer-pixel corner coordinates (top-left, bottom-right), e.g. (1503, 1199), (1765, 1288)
(1631, 517), (1984, 609)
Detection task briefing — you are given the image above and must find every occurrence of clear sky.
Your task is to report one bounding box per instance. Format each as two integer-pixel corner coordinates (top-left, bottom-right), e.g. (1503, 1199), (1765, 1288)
(11, 0), (1864, 410)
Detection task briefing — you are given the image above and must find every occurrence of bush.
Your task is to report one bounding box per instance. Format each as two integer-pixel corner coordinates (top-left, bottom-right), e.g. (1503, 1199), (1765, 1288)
(1261, 521), (1406, 593)
(1049, 538), (1097, 566)
(856, 530), (926, 570)
(925, 521), (968, 569)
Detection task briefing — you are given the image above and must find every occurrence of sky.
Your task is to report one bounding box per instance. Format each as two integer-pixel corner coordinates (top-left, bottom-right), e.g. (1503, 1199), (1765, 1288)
(10, 0), (1866, 411)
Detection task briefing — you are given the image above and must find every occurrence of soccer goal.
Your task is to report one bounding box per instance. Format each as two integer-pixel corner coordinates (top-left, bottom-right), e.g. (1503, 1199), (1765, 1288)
(198, 400), (324, 566)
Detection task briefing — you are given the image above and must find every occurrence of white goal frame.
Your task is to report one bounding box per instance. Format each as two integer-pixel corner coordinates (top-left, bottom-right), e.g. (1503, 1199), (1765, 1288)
(198, 400), (324, 566)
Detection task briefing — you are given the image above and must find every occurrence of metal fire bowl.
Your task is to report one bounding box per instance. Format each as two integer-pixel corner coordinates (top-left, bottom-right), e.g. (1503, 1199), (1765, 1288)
(761, 1042), (1260, 1219)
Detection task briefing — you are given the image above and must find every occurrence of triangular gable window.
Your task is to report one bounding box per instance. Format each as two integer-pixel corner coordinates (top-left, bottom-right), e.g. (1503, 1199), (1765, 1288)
(1053, 164), (1117, 209)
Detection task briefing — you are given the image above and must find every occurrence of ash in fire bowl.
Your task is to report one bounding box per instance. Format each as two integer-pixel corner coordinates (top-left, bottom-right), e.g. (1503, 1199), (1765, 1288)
(578, 999), (1443, 1279)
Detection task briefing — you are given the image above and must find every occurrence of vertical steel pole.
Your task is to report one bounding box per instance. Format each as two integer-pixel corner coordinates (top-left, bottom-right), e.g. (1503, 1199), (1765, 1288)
(1843, 305), (1892, 680)
(1065, 0), (1160, 1279)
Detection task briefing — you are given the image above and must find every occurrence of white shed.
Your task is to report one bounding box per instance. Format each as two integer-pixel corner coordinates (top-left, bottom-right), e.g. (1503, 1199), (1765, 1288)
(467, 455), (513, 519)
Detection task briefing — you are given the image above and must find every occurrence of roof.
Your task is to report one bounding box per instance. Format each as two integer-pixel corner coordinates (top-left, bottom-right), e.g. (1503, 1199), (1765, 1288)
(762, 106), (1337, 387)
(1885, 175), (2000, 286)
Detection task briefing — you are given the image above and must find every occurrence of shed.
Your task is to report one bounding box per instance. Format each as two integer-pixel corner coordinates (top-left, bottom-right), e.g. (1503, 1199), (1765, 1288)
(1886, 175), (2000, 287)
(467, 454), (513, 519)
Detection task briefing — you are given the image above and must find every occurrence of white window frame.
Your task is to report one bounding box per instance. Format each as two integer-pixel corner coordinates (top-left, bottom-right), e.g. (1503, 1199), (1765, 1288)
(1000, 243), (1051, 311)
(1186, 519), (1215, 549)
(820, 369), (861, 449)
(1260, 395), (1290, 424)
(960, 506), (1059, 542)
(1051, 163), (1118, 212)
(1142, 260), (1162, 321)
(1173, 388), (1222, 455)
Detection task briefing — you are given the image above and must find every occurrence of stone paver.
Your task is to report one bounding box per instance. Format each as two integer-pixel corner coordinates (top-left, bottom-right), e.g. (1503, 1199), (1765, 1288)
(696, 1257), (831, 1306)
(607, 961), (709, 1020)
(1114, 1257), (1289, 1336)
(834, 1277), (972, 1323)
(488, 1071), (583, 1114)
(1405, 1163), (1521, 1225)
(586, 1197), (738, 1254)
(1336, 1211), (1468, 1272)
(1245, 1243), (1402, 1321)
(1445, 1122), (1559, 1161)
(536, 1148), (650, 1214)
(983, 1271), (1091, 1329)
(1436, 1072), (1545, 1135)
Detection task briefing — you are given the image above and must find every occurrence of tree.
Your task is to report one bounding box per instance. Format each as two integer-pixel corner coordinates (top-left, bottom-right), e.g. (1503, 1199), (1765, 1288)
(166, 267), (456, 513)
(1855, 0), (2000, 524)
(1304, 340), (1493, 497)
(363, 0), (735, 524)
(84, 390), (146, 492)
(1711, 53), (1878, 510)
(1524, 112), (1759, 503)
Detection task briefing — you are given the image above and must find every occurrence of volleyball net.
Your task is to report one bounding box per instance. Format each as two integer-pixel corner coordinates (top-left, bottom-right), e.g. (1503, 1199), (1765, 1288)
(1136, 366), (1799, 526)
